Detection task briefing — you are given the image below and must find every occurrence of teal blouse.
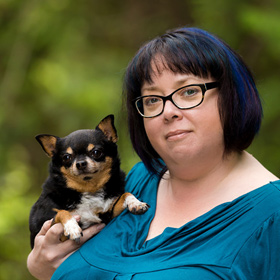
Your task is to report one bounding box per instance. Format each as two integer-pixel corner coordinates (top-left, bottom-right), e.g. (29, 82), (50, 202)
(52, 162), (280, 280)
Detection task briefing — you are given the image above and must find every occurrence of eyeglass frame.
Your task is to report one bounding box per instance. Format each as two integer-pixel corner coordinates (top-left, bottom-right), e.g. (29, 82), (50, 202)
(134, 81), (219, 118)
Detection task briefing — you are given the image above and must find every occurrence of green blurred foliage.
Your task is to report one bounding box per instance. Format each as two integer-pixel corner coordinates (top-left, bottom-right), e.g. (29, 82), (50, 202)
(0, 0), (279, 279)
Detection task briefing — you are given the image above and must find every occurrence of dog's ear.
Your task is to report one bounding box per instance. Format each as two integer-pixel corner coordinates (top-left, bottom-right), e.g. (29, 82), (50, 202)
(35, 134), (58, 157)
(96, 115), (118, 143)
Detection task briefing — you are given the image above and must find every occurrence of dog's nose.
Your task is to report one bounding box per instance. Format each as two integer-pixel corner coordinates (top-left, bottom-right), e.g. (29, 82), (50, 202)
(76, 160), (87, 170)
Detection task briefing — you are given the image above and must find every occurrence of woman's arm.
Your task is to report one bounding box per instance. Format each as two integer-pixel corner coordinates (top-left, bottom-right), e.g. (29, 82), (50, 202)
(27, 218), (105, 280)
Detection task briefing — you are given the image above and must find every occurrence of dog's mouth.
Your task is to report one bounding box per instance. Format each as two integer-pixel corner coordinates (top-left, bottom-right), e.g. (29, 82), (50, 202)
(81, 170), (98, 181)
(83, 176), (93, 181)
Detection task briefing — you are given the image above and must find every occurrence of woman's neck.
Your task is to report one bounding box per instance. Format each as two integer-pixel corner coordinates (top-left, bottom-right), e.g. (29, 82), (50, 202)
(167, 151), (239, 191)
(163, 151), (278, 206)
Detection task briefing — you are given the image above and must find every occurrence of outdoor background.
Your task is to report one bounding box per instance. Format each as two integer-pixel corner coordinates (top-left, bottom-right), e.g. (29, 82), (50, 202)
(0, 0), (279, 279)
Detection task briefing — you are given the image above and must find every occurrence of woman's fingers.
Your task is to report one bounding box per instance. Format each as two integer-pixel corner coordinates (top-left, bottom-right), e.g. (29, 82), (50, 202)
(57, 223), (106, 264)
(37, 219), (53, 236)
(59, 223), (106, 250)
(36, 219), (65, 245)
(37, 217), (105, 250)
(28, 219), (105, 280)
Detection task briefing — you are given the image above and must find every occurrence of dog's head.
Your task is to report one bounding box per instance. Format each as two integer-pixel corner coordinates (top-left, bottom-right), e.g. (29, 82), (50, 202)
(36, 115), (119, 193)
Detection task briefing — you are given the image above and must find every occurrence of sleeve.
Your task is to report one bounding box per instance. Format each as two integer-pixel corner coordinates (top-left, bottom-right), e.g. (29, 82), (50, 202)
(231, 210), (280, 280)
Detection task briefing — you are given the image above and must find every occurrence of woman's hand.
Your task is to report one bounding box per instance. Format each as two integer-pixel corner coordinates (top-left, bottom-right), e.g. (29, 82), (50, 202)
(27, 217), (105, 280)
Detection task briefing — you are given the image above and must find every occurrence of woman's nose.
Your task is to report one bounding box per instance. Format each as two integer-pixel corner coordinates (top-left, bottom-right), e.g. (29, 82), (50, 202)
(162, 100), (183, 121)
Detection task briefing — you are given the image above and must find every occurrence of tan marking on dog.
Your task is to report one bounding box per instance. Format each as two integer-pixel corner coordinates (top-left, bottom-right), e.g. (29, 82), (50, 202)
(53, 209), (73, 225)
(53, 209), (73, 241)
(112, 193), (132, 217)
(60, 157), (113, 193)
(53, 209), (82, 242)
(66, 147), (73, 154)
(112, 193), (150, 217)
(39, 135), (57, 157)
(87, 144), (95, 151)
(98, 117), (118, 143)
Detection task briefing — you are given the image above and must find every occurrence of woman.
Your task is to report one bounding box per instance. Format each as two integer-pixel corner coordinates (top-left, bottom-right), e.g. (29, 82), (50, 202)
(27, 27), (280, 279)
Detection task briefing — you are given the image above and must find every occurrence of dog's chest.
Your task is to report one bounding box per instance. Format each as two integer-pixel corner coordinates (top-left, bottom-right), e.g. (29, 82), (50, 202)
(73, 191), (115, 228)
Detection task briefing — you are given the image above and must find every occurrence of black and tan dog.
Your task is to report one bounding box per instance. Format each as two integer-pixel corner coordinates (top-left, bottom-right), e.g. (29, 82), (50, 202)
(29, 115), (149, 248)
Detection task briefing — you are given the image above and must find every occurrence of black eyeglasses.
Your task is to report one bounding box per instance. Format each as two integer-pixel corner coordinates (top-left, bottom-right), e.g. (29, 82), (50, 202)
(134, 82), (219, 118)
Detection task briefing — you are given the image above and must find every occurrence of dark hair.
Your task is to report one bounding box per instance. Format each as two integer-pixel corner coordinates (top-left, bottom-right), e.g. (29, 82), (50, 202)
(123, 27), (263, 174)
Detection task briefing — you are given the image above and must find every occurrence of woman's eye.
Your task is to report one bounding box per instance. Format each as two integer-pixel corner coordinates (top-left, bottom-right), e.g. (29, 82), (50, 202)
(182, 88), (198, 96)
(144, 97), (162, 107)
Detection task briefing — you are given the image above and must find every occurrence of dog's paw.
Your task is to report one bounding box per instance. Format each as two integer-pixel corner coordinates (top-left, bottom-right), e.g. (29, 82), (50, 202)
(126, 195), (150, 215)
(63, 217), (83, 243)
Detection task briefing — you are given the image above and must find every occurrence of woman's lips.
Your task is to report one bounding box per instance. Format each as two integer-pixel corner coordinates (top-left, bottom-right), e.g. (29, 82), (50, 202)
(165, 130), (191, 141)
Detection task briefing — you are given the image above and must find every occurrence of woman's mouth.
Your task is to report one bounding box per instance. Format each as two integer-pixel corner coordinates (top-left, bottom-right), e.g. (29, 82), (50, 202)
(165, 130), (191, 141)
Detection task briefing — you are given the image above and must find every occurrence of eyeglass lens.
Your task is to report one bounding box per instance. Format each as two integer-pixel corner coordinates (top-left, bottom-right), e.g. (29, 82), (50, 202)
(137, 85), (203, 117)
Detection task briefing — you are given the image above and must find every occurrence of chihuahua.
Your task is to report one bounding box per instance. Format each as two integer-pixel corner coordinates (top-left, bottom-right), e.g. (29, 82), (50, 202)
(29, 115), (149, 248)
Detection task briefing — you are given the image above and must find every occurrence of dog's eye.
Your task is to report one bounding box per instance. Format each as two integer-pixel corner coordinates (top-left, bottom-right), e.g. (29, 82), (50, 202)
(90, 149), (103, 160)
(62, 154), (72, 163)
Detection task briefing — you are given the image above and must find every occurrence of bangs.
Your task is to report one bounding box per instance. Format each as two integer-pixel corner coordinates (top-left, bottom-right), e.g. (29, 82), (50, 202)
(133, 31), (224, 87)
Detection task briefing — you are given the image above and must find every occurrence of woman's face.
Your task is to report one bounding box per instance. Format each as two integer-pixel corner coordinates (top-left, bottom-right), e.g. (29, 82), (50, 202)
(142, 69), (224, 171)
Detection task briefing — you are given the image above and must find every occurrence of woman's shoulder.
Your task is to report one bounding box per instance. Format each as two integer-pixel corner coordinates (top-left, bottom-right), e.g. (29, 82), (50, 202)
(230, 152), (279, 197)
(126, 162), (149, 176)
(125, 162), (158, 193)
(231, 193), (280, 278)
(245, 152), (279, 181)
(126, 162), (151, 183)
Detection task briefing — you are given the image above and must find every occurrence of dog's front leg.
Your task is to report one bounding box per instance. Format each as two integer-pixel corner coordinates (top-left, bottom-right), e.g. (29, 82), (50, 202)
(53, 209), (83, 243)
(112, 193), (149, 218)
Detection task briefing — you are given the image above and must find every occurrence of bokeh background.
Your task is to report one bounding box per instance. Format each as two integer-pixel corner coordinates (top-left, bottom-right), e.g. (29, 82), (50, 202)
(0, 0), (279, 279)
